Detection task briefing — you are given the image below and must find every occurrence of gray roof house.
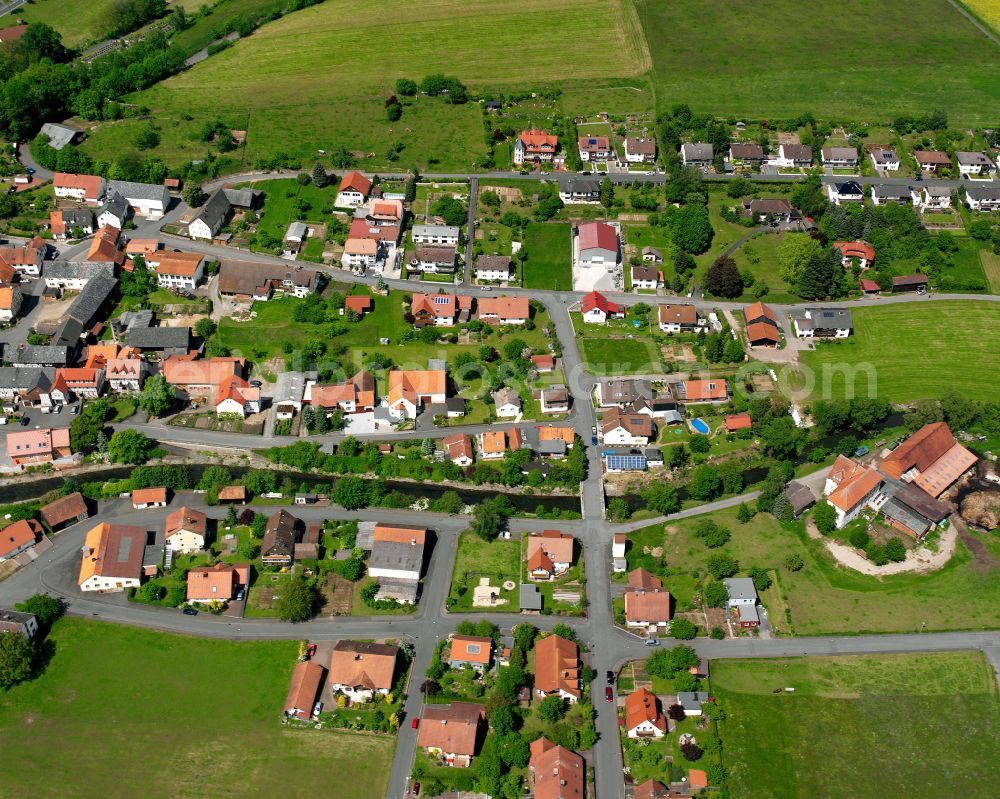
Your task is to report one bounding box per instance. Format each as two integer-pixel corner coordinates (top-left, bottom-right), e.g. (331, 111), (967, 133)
(189, 189), (231, 238)
(870, 184), (911, 205)
(368, 538), (425, 581)
(520, 583), (542, 611)
(66, 272), (118, 326)
(125, 325), (191, 354)
(97, 191), (130, 226)
(677, 691), (710, 715)
(40, 122), (84, 150)
(12, 344), (71, 367)
(43, 260), (115, 287)
(681, 142), (713, 165)
(107, 180), (171, 208)
(0, 366), (54, 396)
(784, 480), (816, 518)
(222, 187), (264, 209)
(724, 577), (758, 608)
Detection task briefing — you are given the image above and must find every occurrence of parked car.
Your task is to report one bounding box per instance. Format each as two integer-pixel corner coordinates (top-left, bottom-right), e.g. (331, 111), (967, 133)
(606, 670), (615, 685)
(307, 643), (317, 658)
(19, 416), (29, 426)
(411, 718), (419, 730)
(412, 782), (421, 797)
(70, 405), (79, 415)
(250, 380), (262, 388)
(182, 607), (198, 616)
(235, 589), (245, 601)
(312, 701), (322, 717)
(645, 638), (660, 647)
(605, 686), (613, 702)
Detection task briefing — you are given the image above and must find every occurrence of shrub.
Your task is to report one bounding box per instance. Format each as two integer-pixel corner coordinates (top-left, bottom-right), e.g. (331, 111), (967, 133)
(783, 553), (804, 572)
(670, 618), (697, 640)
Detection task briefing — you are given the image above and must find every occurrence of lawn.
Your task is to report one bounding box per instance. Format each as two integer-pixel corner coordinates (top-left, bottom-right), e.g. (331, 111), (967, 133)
(3, 0), (118, 47)
(982, 250), (1000, 293)
(0, 619), (395, 799)
(523, 222), (573, 291)
(731, 230), (793, 295)
(628, 505), (1000, 636)
(637, 0), (1000, 124)
(713, 652), (1000, 799)
(236, 177), (339, 242)
(448, 530), (521, 612)
(579, 337), (664, 375)
(91, 0), (649, 170)
(797, 301), (1000, 402)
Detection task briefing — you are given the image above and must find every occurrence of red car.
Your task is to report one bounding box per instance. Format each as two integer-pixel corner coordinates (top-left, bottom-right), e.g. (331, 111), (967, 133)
(307, 644), (317, 658)
(411, 717), (419, 729)
(605, 687), (613, 703)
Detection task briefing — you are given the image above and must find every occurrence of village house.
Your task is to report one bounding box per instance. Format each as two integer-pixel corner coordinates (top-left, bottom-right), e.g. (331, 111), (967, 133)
(911, 186), (951, 212)
(53, 172), (105, 205)
(475, 254), (513, 282)
(306, 370), (376, 414)
(162, 356), (246, 399)
(674, 379), (728, 404)
(532, 353), (555, 373)
(581, 290), (623, 324)
(165, 507), (208, 553)
(964, 186), (1000, 212)
(912, 150), (952, 173)
(624, 568), (672, 631)
(283, 221), (308, 257)
(478, 295), (530, 325)
(410, 292), (468, 327)
(833, 241), (875, 269)
(217, 260), (319, 301)
(78, 523), (147, 593)
(792, 308), (852, 338)
(493, 387), (522, 418)
(729, 143), (765, 165)
(386, 369), (447, 419)
(578, 134), (612, 162)
(0, 241), (43, 276)
(417, 702), (486, 768)
(105, 358), (146, 393)
(40, 492), (90, 531)
(625, 687), (667, 738)
(43, 260), (115, 291)
(955, 151), (995, 177)
(0, 284), (22, 323)
(328, 640), (398, 702)
(526, 530), (575, 580)
(540, 386), (570, 414)
(575, 221), (619, 268)
(657, 304), (702, 333)
(156, 252), (205, 291)
(186, 563), (249, 603)
(443, 433), (474, 466)
(596, 378), (652, 408)
(341, 238), (378, 269)
(410, 246), (457, 274)
(742, 198), (793, 223)
(821, 147), (859, 168)
(823, 455), (888, 528)
(261, 509), (297, 567)
(344, 295), (372, 318)
(624, 137), (657, 163)
(412, 224), (460, 246)
(49, 208), (95, 239)
(725, 413), (752, 433)
(870, 184), (911, 206)
(0, 609), (38, 639)
(678, 691), (710, 717)
(680, 142), (713, 168)
(744, 301), (781, 347)
(108, 180), (170, 220)
(558, 176), (601, 204)
(478, 429), (508, 460)
(534, 634), (581, 703)
(0, 519), (43, 562)
(132, 487), (167, 509)
(284, 661), (325, 720)
(602, 407), (654, 446)
(529, 738), (584, 799)
(827, 181), (864, 205)
(51, 367), (104, 402)
(213, 375), (260, 417)
(513, 129), (559, 165)
(641, 247), (663, 264)
(368, 524), (426, 586)
(96, 191), (129, 229)
(449, 634), (493, 671)
(630, 265), (660, 291)
(868, 147), (900, 171)
(773, 143), (813, 168)
(188, 189), (231, 240)
(881, 422), (977, 498)
(6, 427), (72, 468)
(725, 577), (760, 628)
(335, 171), (372, 207)
(891, 274), (929, 292)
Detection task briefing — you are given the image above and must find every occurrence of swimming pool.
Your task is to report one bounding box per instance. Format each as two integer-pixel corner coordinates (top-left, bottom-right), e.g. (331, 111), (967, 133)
(690, 418), (710, 435)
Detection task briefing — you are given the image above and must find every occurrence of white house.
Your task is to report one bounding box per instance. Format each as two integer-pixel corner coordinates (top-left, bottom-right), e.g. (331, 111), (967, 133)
(602, 408), (653, 446)
(107, 180), (170, 220)
(475, 254), (512, 282)
(78, 523), (145, 593)
(412, 224), (460, 246)
(164, 507), (207, 554)
(870, 184), (911, 206)
(580, 290), (622, 324)
(540, 387), (570, 414)
(53, 173), (105, 205)
(826, 181), (864, 205)
(283, 221), (307, 258)
(558, 177), (601, 204)
(188, 189), (231, 240)
(911, 186), (951, 212)
(631, 265), (660, 291)
(341, 238), (379, 268)
(328, 641), (398, 703)
(791, 308), (852, 339)
(624, 137), (656, 164)
(657, 304), (702, 333)
(612, 533), (626, 572)
(578, 135), (612, 162)
(680, 142), (713, 167)
(868, 148), (900, 171)
(772, 144), (812, 168)
(0, 284), (22, 323)
(821, 147), (859, 168)
(823, 455), (888, 528)
(965, 186), (1000, 212)
(625, 688), (667, 738)
(106, 358), (145, 393)
(410, 247), (456, 274)
(956, 151), (995, 177)
(493, 388), (522, 418)
(335, 171), (372, 207)
(575, 221), (618, 268)
(155, 253), (205, 291)
(97, 192), (129, 229)
(214, 376), (260, 417)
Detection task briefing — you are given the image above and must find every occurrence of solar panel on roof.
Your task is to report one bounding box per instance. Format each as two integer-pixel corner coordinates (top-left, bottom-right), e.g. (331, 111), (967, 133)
(117, 536), (132, 562)
(606, 455), (647, 470)
(433, 296), (449, 304)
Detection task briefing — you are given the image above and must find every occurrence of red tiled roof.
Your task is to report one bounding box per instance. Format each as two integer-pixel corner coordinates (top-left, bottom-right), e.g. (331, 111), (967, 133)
(531, 737), (584, 799)
(0, 519), (41, 559)
(683, 380), (727, 401)
(625, 687), (666, 733)
(338, 171), (372, 196)
(860, 278), (881, 292)
(834, 240), (875, 262)
(582, 290), (620, 315)
(725, 413), (752, 431)
(534, 634), (580, 699)
(577, 221), (617, 253)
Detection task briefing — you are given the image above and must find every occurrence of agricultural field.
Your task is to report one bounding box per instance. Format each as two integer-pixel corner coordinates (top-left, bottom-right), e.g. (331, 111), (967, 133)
(637, 0), (1000, 124)
(797, 301), (1000, 403)
(96, 0), (649, 170)
(961, 0), (1000, 34)
(714, 652), (1000, 799)
(0, 619), (395, 798)
(522, 222), (573, 290)
(2, 0), (119, 48)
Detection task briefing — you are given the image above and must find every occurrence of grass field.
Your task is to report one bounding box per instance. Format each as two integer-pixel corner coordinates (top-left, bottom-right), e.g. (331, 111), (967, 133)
(523, 222), (573, 290)
(97, 0), (649, 169)
(579, 337), (664, 375)
(981, 250), (1000, 293)
(2, 0), (118, 47)
(0, 619), (395, 799)
(714, 652), (1000, 799)
(237, 177), (337, 241)
(449, 531), (521, 611)
(637, 0), (1000, 124)
(629, 505), (1000, 636)
(796, 301), (1000, 402)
